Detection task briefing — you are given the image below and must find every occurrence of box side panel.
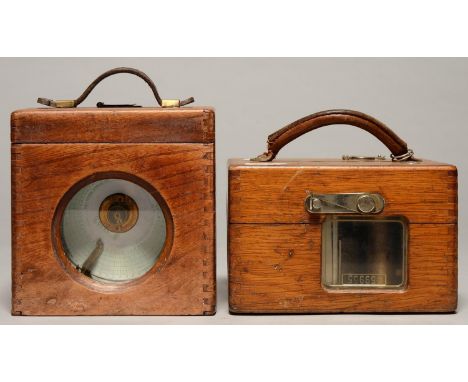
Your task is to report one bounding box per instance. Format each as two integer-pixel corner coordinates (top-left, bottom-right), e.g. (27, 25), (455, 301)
(203, 144), (216, 315)
(229, 165), (457, 224)
(11, 108), (215, 143)
(11, 146), (23, 315)
(229, 223), (457, 313)
(12, 143), (215, 315)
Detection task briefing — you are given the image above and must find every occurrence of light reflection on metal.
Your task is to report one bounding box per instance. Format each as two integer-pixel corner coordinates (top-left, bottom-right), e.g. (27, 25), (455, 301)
(321, 216), (407, 290)
(305, 192), (385, 214)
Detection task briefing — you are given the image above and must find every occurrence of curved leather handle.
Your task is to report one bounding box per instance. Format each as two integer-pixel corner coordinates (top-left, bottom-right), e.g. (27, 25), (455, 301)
(252, 109), (414, 162)
(37, 67), (194, 108)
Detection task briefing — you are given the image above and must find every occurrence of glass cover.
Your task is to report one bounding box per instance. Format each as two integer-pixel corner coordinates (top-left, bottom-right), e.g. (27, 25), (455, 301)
(322, 216), (407, 290)
(61, 179), (167, 283)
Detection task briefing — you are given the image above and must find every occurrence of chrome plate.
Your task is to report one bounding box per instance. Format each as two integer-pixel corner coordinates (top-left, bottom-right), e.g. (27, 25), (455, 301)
(321, 216), (407, 290)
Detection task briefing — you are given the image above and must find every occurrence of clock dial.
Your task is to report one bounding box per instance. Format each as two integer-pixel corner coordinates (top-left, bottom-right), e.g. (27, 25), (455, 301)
(61, 178), (167, 283)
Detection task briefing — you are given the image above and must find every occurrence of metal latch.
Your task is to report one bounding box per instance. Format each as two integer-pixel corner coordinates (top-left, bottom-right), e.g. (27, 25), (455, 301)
(342, 155), (386, 161)
(96, 102), (142, 108)
(305, 192), (385, 214)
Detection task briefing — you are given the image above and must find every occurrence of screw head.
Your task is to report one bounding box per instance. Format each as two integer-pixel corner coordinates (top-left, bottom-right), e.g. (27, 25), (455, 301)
(311, 197), (322, 211)
(356, 194), (376, 214)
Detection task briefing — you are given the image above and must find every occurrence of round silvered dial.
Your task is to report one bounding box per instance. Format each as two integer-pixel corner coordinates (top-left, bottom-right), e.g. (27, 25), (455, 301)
(60, 178), (167, 283)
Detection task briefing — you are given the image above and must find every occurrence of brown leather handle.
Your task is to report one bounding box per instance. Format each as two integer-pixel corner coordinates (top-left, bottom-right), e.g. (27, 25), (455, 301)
(252, 109), (414, 162)
(37, 67), (194, 108)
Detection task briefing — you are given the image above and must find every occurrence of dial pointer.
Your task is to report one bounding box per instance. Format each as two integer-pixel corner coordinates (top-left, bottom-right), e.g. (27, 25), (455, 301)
(80, 238), (104, 277)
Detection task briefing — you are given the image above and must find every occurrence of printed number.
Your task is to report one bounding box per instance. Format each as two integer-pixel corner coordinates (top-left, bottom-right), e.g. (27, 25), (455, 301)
(344, 274), (381, 284)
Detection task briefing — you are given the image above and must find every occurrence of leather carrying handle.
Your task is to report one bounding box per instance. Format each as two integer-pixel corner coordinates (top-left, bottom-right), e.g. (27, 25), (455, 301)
(37, 67), (194, 108)
(252, 109), (414, 162)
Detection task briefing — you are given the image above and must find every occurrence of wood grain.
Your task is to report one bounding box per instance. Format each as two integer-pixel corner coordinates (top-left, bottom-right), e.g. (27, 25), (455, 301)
(229, 159), (457, 224)
(229, 223), (457, 313)
(11, 107), (215, 143)
(12, 143), (215, 315)
(228, 158), (457, 313)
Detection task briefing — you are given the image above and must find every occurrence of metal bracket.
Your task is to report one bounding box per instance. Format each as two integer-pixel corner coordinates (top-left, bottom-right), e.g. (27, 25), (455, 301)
(305, 192), (385, 214)
(161, 99), (181, 108)
(37, 98), (75, 108)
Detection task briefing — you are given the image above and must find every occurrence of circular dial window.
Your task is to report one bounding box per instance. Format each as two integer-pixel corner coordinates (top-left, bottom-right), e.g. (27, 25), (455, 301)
(60, 178), (167, 283)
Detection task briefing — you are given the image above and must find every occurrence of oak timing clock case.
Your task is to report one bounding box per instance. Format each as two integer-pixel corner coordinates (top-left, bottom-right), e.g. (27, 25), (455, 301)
(11, 67), (216, 316)
(228, 109), (457, 313)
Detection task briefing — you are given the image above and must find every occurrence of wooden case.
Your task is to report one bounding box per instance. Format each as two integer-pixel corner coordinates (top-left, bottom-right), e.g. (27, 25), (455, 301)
(228, 110), (457, 313)
(11, 68), (216, 316)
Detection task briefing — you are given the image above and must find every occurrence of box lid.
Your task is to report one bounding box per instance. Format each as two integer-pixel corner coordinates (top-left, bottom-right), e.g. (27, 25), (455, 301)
(228, 158), (457, 224)
(11, 107), (214, 144)
(229, 109), (457, 224)
(11, 67), (214, 144)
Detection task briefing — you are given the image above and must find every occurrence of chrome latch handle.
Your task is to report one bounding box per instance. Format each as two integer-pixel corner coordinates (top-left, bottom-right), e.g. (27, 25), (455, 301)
(305, 192), (385, 214)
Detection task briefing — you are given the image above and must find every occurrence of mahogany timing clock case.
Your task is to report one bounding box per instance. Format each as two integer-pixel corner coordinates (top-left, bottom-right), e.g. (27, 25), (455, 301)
(11, 68), (216, 316)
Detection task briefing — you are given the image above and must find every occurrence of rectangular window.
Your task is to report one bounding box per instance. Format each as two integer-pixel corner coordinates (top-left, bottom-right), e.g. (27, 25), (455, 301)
(322, 216), (407, 290)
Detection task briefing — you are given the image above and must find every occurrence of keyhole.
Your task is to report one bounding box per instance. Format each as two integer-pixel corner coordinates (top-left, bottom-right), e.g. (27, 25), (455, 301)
(114, 211), (123, 225)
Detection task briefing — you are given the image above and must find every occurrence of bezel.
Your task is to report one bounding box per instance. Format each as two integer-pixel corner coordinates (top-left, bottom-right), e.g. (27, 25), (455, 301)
(52, 171), (174, 293)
